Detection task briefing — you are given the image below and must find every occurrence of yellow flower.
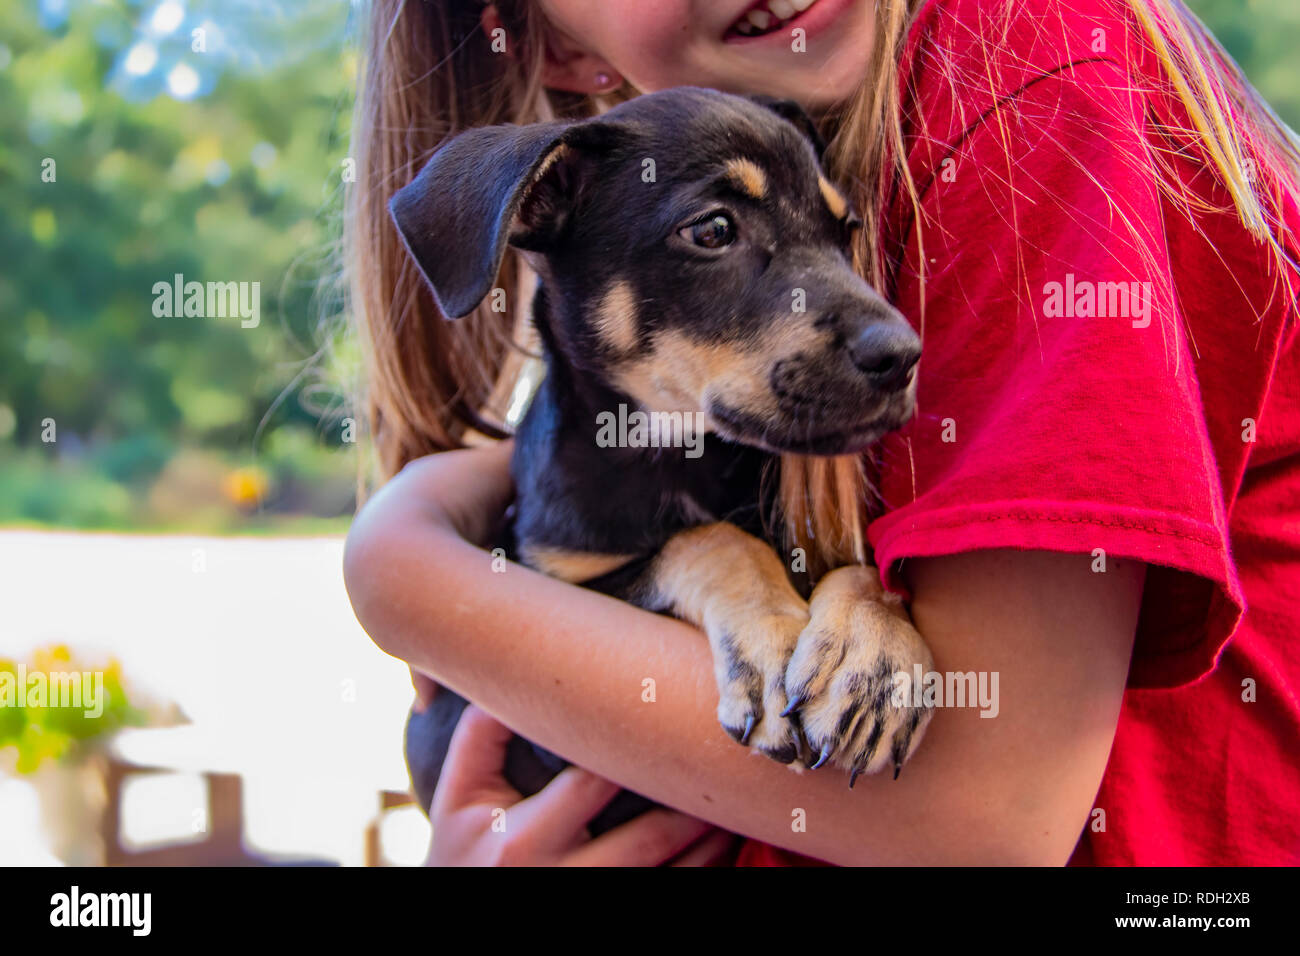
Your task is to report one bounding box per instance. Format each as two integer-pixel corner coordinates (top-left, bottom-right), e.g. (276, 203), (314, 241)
(222, 466), (269, 506)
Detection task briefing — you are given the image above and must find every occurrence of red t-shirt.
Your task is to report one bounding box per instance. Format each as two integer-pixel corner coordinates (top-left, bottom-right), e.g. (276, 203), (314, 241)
(740, 0), (1300, 866)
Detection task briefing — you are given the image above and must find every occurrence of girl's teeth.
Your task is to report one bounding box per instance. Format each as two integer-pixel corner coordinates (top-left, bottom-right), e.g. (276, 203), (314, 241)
(732, 0), (818, 38)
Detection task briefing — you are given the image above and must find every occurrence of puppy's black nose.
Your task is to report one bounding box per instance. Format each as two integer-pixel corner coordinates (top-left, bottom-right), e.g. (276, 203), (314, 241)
(849, 323), (921, 390)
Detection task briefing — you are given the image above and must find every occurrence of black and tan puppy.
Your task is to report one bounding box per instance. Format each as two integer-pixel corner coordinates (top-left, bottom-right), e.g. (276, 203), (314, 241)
(392, 87), (934, 833)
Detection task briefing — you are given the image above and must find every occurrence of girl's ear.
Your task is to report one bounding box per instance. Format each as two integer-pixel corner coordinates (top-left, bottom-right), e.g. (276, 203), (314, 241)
(746, 94), (828, 163)
(389, 120), (607, 319)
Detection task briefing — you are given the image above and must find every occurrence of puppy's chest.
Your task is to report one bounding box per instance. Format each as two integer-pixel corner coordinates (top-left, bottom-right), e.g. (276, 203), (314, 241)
(667, 445), (770, 537)
(510, 396), (773, 556)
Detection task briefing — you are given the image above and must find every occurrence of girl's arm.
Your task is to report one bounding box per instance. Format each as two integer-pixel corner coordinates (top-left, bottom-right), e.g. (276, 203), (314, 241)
(344, 443), (1144, 865)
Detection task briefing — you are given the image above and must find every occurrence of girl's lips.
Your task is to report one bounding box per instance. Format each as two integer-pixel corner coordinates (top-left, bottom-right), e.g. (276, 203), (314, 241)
(723, 0), (855, 45)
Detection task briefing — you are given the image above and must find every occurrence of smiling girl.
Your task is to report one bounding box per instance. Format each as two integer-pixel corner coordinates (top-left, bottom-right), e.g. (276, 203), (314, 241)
(343, 0), (1300, 865)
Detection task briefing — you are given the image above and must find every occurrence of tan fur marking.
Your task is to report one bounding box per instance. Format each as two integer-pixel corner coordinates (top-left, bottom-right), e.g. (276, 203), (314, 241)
(818, 174), (848, 220)
(804, 564), (891, 630)
(611, 320), (827, 425)
(592, 280), (640, 354)
(725, 158), (769, 199)
(654, 523), (810, 757)
(523, 545), (638, 584)
(653, 524), (806, 630)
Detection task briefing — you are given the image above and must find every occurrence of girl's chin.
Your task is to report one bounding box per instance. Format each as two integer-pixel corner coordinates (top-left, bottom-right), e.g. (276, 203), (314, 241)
(713, 61), (869, 107)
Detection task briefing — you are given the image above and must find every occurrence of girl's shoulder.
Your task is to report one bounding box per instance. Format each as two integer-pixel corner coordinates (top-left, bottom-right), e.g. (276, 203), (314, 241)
(902, 0), (1144, 128)
(907, 0), (1135, 60)
(890, 0), (1149, 230)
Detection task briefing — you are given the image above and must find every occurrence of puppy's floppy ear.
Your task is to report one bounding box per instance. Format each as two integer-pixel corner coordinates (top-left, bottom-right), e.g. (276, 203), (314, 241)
(389, 120), (611, 318)
(746, 94), (828, 162)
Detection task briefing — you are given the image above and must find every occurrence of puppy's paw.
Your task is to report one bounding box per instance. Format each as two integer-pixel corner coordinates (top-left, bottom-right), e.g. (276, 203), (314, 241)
(783, 565), (934, 784)
(712, 608), (809, 766)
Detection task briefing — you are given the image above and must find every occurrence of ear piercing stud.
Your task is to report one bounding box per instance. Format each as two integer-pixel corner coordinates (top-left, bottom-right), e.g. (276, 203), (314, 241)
(594, 71), (616, 91)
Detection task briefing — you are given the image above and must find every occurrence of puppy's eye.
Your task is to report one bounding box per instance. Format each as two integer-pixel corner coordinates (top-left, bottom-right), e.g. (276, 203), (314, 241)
(679, 213), (736, 249)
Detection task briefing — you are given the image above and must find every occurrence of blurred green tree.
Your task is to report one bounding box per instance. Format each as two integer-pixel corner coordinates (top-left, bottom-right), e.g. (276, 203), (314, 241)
(0, 0), (359, 530)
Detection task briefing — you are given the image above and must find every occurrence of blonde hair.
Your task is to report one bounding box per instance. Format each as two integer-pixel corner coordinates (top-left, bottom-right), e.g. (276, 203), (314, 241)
(346, 0), (1299, 578)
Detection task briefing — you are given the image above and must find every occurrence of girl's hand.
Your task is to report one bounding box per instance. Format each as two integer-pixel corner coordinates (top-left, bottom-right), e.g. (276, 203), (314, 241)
(410, 667), (439, 712)
(426, 704), (739, 866)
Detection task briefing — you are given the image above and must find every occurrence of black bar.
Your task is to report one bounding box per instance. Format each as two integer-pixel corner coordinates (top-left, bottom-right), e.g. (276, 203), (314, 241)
(1, 865), (1283, 941)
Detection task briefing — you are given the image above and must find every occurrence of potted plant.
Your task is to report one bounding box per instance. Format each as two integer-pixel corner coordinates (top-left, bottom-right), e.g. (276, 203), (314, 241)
(0, 645), (148, 865)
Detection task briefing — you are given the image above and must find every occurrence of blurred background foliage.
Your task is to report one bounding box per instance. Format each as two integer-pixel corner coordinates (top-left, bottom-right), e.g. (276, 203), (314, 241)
(2, 0), (359, 532)
(0, 0), (1296, 533)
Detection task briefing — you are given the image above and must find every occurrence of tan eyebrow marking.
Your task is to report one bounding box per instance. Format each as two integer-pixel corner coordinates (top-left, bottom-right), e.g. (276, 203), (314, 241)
(724, 158), (769, 199)
(592, 279), (640, 354)
(818, 174), (849, 219)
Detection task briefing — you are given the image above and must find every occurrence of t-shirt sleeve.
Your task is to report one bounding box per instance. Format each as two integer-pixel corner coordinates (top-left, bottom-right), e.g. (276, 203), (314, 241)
(868, 58), (1245, 689)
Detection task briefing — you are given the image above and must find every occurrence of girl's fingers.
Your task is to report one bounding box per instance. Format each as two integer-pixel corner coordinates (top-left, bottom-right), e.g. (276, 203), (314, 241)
(505, 765), (624, 850)
(561, 808), (715, 867)
(669, 828), (741, 867)
(434, 704), (522, 809)
(410, 667), (439, 712)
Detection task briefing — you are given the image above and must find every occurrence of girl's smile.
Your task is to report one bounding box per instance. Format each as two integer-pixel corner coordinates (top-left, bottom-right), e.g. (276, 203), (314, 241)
(537, 0), (876, 107)
(725, 0), (857, 43)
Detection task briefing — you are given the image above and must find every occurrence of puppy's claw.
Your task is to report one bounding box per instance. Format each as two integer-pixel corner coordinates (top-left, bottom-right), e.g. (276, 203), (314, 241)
(891, 737), (911, 777)
(810, 745), (832, 770)
(848, 768), (862, 789)
(740, 714), (756, 746)
(780, 696), (805, 718)
(791, 722), (811, 765)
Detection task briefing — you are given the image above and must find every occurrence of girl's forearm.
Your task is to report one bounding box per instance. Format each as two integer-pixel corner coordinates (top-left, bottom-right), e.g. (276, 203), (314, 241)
(344, 451), (1140, 865)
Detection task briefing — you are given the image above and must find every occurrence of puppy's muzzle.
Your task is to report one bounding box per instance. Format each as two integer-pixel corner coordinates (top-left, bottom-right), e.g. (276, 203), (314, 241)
(749, 307), (920, 455)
